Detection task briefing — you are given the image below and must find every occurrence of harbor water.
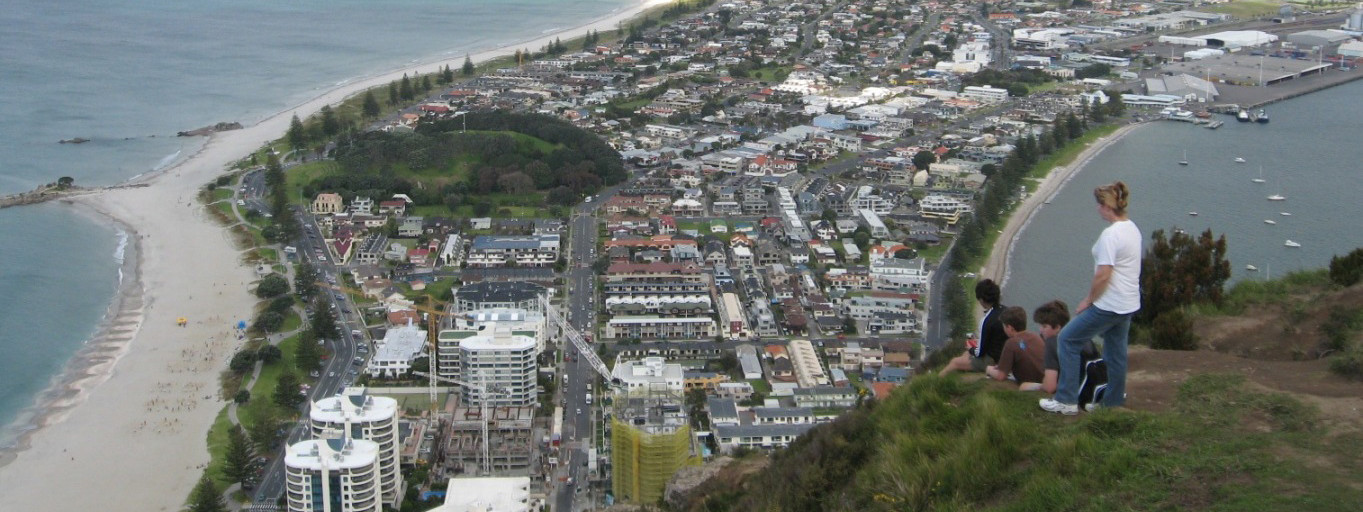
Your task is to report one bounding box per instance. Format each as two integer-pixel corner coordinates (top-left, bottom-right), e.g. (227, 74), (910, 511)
(1003, 78), (1363, 312)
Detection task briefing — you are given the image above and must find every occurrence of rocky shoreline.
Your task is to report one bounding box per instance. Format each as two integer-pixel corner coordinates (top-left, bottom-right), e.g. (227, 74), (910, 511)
(176, 121), (243, 137)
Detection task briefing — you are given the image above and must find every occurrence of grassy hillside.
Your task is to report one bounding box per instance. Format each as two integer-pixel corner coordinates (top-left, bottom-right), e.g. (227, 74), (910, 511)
(684, 373), (1362, 512)
(683, 277), (1363, 511)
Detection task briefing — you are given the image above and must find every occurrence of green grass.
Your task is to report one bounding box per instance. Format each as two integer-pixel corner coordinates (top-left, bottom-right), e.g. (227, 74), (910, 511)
(280, 310), (302, 333)
(1200, 0), (1287, 18)
(1027, 124), (1122, 181)
(403, 277), (458, 303)
(237, 334), (302, 429)
(212, 188), (235, 202)
(376, 392), (449, 415)
(284, 160), (341, 205)
(747, 379), (771, 394)
(204, 408), (235, 488)
(702, 374), (1363, 511)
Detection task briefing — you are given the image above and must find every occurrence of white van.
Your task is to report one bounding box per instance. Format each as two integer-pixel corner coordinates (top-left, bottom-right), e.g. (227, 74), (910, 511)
(585, 393), (593, 405)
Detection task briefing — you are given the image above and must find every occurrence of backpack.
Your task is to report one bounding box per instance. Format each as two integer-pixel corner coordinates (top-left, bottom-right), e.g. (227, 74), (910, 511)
(1077, 341), (1109, 409)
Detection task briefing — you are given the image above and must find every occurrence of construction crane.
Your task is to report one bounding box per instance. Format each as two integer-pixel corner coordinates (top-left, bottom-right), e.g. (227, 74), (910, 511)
(538, 295), (619, 390)
(319, 282), (453, 408)
(411, 370), (506, 475)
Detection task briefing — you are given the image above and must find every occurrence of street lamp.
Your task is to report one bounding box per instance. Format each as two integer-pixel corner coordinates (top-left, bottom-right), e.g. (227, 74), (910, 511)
(453, 110), (468, 133)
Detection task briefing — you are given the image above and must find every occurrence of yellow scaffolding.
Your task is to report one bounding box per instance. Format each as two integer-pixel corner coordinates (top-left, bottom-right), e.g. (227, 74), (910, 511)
(611, 416), (698, 504)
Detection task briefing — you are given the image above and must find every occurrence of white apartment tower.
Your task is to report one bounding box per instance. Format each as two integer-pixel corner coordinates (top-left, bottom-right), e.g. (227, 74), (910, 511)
(459, 324), (539, 406)
(310, 388), (402, 507)
(284, 436), (383, 512)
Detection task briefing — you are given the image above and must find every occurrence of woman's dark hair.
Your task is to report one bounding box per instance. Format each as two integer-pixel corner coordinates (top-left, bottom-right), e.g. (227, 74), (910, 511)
(974, 279), (1001, 308)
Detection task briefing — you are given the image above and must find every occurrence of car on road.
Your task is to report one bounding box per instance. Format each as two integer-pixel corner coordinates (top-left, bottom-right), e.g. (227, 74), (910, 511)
(328, 371), (336, 377)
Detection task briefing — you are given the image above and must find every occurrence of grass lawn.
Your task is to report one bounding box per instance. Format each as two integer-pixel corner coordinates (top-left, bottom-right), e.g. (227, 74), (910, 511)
(917, 242), (949, 264)
(1201, 0), (1287, 18)
(403, 277), (457, 303)
(212, 188), (235, 202)
(237, 334), (302, 429)
(375, 392), (449, 415)
(255, 247), (278, 264)
(1027, 123), (1122, 181)
(214, 199), (237, 220)
(747, 379), (772, 394)
(204, 408), (235, 488)
(284, 160), (341, 205)
(281, 310), (302, 333)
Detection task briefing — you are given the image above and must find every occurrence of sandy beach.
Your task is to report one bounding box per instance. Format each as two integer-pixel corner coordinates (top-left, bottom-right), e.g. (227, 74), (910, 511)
(981, 122), (1146, 288)
(0, 1), (670, 510)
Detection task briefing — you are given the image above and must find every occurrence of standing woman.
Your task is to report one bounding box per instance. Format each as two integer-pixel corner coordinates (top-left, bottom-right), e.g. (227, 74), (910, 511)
(1040, 181), (1141, 415)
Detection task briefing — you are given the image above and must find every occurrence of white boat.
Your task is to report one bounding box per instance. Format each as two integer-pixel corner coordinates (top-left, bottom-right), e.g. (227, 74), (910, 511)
(1267, 194), (1285, 201)
(1179, 149), (1189, 166)
(1284, 240), (1301, 248)
(1280, 212), (1292, 216)
(1234, 157), (1246, 163)
(1264, 219), (1276, 225)
(1188, 211), (1198, 216)
(1252, 166), (1266, 184)
(1246, 264), (1259, 271)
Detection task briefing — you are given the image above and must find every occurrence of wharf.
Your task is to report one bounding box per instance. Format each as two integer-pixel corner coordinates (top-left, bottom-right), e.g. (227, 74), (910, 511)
(1211, 65), (1363, 111)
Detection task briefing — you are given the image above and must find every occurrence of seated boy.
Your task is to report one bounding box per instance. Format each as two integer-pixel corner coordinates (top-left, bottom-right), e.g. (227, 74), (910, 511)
(939, 279), (1006, 377)
(986, 306), (1047, 389)
(1032, 300), (1070, 394)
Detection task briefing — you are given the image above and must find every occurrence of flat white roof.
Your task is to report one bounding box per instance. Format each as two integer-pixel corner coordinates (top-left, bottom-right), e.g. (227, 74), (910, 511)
(374, 323), (427, 363)
(609, 316), (715, 325)
(431, 476), (532, 512)
(459, 327), (536, 351)
(285, 438), (380, 471)
(311, 388), (398, 425)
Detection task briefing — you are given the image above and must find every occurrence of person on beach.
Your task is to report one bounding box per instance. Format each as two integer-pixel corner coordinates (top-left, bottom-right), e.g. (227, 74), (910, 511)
(1041, 181), (1141, 415)
(986, 306), (1046, 389)
(1032, 300), (1071, 394)
(939, 279), (1007, 377)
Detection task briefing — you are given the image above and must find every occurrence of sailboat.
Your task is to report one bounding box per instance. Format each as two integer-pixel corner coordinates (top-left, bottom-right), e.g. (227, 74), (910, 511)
(1179, 149), (1189, 166)
(1252, 166), (1266, 184)
(1246, 264), (1259, 271)
(1234, 157), (1246, 163)
(1264, 219), (1276, 225)
(1284, 240), (1301, 248)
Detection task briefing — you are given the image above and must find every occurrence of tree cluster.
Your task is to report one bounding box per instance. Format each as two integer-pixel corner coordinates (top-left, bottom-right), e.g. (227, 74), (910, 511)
(944, 114), (1097, 339)
(962, 68), (1055, 97)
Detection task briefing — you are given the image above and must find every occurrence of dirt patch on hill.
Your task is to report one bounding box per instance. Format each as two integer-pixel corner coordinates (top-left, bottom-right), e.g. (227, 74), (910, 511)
(1194, 284), (1363, 361)
(1125, 347), (1363, 434)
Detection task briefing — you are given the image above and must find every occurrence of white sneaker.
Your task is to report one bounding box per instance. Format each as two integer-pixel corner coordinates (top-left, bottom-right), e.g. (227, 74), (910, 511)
(1084, 402), (1102, 412)
(1039, 398), (1078, 415)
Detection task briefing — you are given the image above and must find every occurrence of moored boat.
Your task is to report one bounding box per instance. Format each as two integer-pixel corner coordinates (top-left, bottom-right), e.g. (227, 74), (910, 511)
(1284, 240), (1301, 248)
(1256, 110), (1270, 124)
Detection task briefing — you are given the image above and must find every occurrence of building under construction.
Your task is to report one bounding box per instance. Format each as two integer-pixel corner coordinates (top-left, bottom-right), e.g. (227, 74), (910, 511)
(610, 393), (700, 504)
(443, 405), (536, 475)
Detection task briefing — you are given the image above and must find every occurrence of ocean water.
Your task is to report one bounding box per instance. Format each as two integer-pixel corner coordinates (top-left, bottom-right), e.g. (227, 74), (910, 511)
(1003, 78), (1363, 312)
(0, 0), (628, 444)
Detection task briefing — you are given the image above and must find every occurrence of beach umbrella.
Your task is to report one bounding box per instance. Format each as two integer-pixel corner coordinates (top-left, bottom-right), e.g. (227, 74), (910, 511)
(236, 320), (248, 330)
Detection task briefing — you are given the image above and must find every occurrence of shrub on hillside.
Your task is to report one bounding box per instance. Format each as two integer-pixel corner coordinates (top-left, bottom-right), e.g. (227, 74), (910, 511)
(1328, 247), (1363, 287)
(1149, 309), (1198, 351)
(1329, 348), (1363, 381)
